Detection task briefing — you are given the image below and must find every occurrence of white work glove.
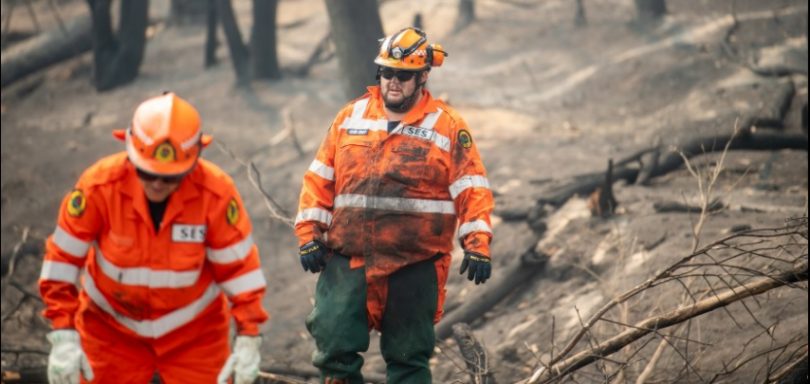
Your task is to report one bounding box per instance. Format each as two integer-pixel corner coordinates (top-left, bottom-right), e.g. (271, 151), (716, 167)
(46, 329), (94, 384)
(217, 335), (262, 384)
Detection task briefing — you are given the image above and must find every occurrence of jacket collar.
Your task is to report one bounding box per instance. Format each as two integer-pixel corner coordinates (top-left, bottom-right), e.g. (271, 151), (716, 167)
(121, 160), (202, 231)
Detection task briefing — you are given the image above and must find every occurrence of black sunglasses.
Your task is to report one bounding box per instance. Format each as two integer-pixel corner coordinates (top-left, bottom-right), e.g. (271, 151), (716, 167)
(380, 68), (417, 82)
(136, 168), (185, 184)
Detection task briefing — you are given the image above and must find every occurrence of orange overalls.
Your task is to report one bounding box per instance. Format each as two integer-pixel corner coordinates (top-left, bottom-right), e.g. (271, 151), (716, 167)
(295, 85), (494, 329)
(39, 153), (268, 383)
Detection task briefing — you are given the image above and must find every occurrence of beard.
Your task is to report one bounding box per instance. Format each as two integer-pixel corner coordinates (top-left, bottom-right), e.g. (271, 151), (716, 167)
(383, 85), (420, 113)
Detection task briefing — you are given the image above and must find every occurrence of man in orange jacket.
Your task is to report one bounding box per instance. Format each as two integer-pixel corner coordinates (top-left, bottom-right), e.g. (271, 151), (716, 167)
(38, 92), (269, 384)
(295, 27), (495, 383)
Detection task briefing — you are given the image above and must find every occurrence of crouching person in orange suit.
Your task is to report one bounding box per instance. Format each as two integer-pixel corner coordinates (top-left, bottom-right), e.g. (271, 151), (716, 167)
(38, 92), (269, 384)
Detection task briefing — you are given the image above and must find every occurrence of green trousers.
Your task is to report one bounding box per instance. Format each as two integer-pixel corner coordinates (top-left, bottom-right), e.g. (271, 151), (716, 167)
(306, 254), (438, 384)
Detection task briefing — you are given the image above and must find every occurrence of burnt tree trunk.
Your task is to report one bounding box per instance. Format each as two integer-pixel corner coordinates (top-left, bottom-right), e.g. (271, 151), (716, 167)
(324, 0), (384, 99)
(204, 0), (218, 68)
(575, 0), (587, 27)
(454, 0), (475, 32)
(216, 0), (250, 85)
(251, 0), (281, 80)
(169, 0), (208, 25)
(86, 0), (149, 91)
(634, 0), (666, 21)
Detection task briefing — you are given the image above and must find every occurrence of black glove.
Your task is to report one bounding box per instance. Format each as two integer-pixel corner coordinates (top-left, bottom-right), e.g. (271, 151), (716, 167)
(299, 241), (327, 273)
(459, 251), (492, 285)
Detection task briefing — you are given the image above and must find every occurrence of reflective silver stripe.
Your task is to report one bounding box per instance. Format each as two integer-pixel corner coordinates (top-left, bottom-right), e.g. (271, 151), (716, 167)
(95, 248), (200, 288)
(52, 226), (90, 258)
(458, 219), (492, 239)
(432, 132), (451, 152)
(308, 159), (335, 181)
(339, 98), (387, 131)
(420, 110), (443, 130)
(351, 98), (369, 119)
(206, 234), (254, 264)
(335, 194), (455, 214)
(219, 269), (266, 297)
(180, 130), (201, 150)
(126, 129), (156, 173)
(295, 208), (333, 226)
(39, 260), (80, 285)
(131, 120), (155, 146)
(449, 175), (491, 199)
(83, 276), (221, 339)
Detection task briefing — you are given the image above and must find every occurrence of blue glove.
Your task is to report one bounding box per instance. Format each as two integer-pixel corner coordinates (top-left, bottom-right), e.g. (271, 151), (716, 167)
(459, 251), (492, 285)
(299, 241), (327, 273)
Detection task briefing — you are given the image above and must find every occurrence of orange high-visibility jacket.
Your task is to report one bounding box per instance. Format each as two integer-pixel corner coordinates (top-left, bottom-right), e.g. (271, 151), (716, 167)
(39, 153), (268, 338)
(295, 86), (494, 281)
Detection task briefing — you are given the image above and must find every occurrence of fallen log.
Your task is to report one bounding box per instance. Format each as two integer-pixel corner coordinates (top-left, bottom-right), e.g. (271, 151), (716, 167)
(436, 247), (547, 340)
(653, 198), (725, 213)
(636, 140), (661, 185)
(1, 14), (93, 88)
(537, 130), (808, 207)
(649, 130), (807, 178)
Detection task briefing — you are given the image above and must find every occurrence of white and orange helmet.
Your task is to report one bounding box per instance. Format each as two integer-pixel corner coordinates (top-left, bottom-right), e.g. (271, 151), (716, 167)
(375, 27), (447, 71)
(113, 92), (212, 176)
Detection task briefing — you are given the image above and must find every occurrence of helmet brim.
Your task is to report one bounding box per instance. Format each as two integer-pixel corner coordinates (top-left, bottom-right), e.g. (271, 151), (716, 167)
(114, 129), (212, 147)
(374, 57), (428, 71)
(123, 128), (200, 176)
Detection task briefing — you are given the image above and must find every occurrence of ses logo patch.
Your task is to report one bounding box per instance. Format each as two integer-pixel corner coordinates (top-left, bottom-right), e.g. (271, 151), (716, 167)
(67, 189), (86, 217)
(226, 198), (240, 226)
(458, 130), (473, 149)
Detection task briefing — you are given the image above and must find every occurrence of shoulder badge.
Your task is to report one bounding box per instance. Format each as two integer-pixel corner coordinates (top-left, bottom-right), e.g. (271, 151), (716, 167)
(67, 189), (86, 217)
(226, 198), (240, 226)
(458, 130), (473, 149)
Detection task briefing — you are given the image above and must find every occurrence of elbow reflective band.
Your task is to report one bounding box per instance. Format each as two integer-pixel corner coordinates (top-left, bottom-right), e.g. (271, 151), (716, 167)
(308, 159), (335, 181)
(39, 260), (81, 285)
(449, 175), (491, 199)
(206, 234), (255, 264)
(458, 219), (492, 238)
(219, 269), (266, 297)
(295, 208), (333, 226)
(52, 226), (90, 258)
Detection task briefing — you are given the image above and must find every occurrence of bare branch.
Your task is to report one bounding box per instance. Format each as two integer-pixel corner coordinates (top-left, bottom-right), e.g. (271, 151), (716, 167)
(214, 141), (294, 228)
(526, 260), (808, 383)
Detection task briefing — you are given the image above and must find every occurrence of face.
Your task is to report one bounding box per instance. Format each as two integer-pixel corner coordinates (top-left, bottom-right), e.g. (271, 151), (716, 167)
(380, 68), (427, 107)
(136, 169), (184, 203)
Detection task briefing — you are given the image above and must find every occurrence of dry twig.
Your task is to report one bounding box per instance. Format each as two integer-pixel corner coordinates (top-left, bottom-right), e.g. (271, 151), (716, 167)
(214, 141), (294, 228)
(522, 216), (808, 384)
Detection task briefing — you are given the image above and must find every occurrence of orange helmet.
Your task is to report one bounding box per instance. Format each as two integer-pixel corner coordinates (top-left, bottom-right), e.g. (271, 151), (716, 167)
(375, 27), (447, 71)
(113, 92), (212, 176)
